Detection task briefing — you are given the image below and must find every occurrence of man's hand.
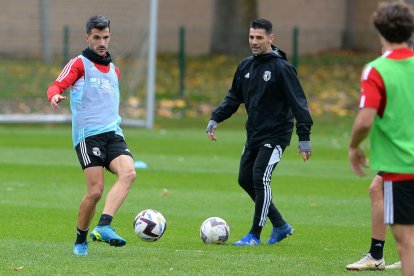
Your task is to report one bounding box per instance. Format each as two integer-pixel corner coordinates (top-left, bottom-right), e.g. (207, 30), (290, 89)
(50, 94), (67, 109)
(348, 108), (376, 177)
(206, 120), (218, 141)
(348, 146), (369, 176)
(298, 141), (312, 161)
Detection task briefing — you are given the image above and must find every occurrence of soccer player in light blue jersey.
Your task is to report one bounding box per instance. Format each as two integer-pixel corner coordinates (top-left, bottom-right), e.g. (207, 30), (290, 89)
(47, 15), (136, 256)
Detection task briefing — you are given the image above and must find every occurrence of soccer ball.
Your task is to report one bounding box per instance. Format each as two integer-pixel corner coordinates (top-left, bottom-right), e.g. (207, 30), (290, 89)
(200, 217), (230, 244)
(133, 209), (166, 242)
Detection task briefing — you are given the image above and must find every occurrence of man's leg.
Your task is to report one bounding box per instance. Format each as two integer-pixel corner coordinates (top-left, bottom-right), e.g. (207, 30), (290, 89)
(237, 146), (284, 227)
(90, 155), (136, 246)
(103, 154), (136, 215)
(250, 146), (284, 236)
(369, 175), (386, 258)
(385, 179), (414, 275)
(78, 167), (105, 229)
(74, 166), (104, 255)
(391, 225), (414, 275)
(252, 146), (292, 245)
(233, 146), (261, 245)
(346, 174), (386, 270)
(234, 145), (289, 246)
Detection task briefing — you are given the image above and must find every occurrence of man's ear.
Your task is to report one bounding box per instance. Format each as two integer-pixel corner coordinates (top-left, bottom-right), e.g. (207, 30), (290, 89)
(269, 33), (275, 44)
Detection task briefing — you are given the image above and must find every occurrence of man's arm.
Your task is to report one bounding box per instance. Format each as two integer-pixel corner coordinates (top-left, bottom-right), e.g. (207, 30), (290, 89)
(279, 65), (313, 137)
(279, 64), (313, 160)
(210, 67), (243, 123)
(47, 57), (83, 108)
(349, 108), (377, 176)
(207, 65), (243, 141)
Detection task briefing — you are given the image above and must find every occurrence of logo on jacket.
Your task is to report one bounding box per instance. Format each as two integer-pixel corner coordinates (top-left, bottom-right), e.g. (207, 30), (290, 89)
(244, 73), (250, 78)
(263, 71), (271, 81)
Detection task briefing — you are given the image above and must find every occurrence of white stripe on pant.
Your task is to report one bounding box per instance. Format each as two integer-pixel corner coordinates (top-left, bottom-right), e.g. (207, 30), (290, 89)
(259, 146), (282, 226)
(384, 180), (394, 224)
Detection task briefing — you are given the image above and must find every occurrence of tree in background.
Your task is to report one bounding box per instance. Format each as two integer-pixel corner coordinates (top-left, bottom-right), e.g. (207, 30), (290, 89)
(210, 0), (257, 56)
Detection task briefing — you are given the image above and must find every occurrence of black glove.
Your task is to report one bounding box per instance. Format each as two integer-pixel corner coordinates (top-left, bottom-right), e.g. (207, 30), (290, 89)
(205, 120), (218, 133)
(298, 141), (312, 152)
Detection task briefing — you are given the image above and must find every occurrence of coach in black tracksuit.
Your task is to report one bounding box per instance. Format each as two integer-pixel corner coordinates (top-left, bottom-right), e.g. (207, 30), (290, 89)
(206, 19), (313, 246)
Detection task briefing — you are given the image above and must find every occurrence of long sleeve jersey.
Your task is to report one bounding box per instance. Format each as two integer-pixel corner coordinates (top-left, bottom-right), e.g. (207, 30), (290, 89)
(47, 57), (120, 101)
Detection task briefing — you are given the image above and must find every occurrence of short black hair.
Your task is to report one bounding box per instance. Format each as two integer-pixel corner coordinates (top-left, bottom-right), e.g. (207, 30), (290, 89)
(86, 15), (110, 34)
(372, 1), (414, 43)
(250, 19), (273, 35)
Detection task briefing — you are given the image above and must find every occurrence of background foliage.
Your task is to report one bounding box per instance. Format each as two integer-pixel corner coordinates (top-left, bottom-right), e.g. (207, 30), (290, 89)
(0, 50), (376, 119)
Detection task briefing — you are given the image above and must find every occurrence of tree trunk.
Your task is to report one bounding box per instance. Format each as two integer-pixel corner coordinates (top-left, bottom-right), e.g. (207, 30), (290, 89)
(210, 0), (258, 56)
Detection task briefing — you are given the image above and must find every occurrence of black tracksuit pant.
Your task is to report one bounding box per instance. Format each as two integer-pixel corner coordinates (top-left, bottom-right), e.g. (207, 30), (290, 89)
(238, 144), (286, 238)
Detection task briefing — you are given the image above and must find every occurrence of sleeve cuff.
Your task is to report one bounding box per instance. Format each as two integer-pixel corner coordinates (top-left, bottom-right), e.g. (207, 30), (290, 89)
(47, 85), (61, 101)
(298, 134), (310, 141)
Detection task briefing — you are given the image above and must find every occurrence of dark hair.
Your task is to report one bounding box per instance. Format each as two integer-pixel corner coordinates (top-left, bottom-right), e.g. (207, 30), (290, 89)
(372, 1), (414, 43)
(250, 18), (273, 35)
(86, 15), (110, 34)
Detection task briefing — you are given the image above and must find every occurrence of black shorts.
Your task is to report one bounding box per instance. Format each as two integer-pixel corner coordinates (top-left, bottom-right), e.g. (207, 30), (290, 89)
(75, 131), (133, 172)
(384, 179), (414, 224)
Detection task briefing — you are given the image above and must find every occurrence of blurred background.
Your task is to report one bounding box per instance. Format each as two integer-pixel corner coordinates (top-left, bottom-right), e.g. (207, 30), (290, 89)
(0, 0), (410, 127)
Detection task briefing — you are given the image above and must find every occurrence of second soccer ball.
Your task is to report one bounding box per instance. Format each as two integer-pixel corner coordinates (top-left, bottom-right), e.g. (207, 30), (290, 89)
(200, 217), (230, 244)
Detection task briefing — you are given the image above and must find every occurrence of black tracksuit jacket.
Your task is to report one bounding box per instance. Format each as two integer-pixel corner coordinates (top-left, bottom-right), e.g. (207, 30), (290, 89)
(210, 46), (313, 149)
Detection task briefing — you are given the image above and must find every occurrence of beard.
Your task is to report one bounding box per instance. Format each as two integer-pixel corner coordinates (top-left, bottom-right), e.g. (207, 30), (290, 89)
(89, 44), (107, 56)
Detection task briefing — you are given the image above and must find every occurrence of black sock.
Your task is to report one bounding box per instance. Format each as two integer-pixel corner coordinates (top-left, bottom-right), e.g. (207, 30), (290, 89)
(97, 214), (113, 226)
(75, 227), (88, 244)
(369, 238), (385, 259)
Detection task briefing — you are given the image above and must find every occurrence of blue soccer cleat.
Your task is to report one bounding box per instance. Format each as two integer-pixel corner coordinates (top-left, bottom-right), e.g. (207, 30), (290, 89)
(233, 233), (261, 246)
(73, 241), (88, 256)
(267, 223), (293, 245)
(90, 225), (126, 247)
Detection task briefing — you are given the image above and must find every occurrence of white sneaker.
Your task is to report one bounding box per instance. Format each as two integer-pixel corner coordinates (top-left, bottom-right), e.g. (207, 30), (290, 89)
(385, 261), (401, 269)
(346, 253), (385, 271)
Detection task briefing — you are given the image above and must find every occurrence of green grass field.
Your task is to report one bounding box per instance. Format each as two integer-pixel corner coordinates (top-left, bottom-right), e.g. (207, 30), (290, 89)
(0, 116), (400, 275)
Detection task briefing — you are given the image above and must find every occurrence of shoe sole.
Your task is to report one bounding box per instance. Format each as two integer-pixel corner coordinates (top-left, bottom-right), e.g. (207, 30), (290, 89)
(232, 242), (261, 246)
(74, 251), (88, 256)
(346, 267), (385, 271)
(90, 231), (126, 247)
(385, 265), (401, 270)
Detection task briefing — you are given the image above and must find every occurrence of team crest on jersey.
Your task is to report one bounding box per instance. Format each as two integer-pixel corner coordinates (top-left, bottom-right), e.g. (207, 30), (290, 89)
(263, 71), (271, 81)
(92, 147), (101, 156)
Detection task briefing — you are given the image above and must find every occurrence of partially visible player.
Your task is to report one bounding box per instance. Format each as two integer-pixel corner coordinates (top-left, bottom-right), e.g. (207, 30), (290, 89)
(47, 15), (136, 256)
(348, 2), (414, 274)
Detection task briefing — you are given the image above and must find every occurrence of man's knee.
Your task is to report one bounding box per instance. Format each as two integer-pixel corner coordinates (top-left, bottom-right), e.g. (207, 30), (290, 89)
(87, 189), (103, 203)
(110, 155), (136, 183)
(122, 168), (136, 184)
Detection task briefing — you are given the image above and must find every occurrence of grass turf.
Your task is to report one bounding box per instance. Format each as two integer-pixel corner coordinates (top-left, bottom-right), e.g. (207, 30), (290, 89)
(0, 116), (400, 275)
